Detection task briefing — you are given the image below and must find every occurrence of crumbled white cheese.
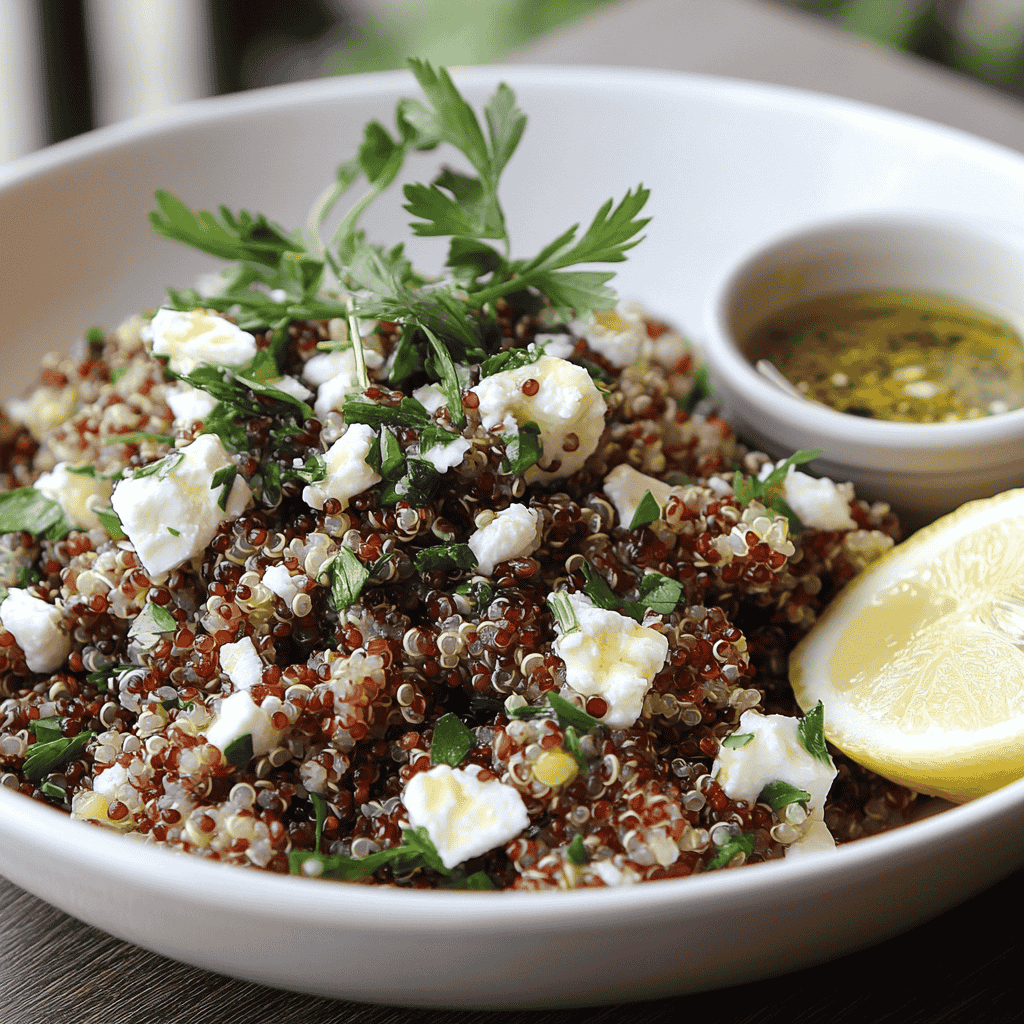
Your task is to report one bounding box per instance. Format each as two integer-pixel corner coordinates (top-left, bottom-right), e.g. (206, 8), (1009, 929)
(412, 382), (448, 414)
(0, 588), (70, 673)
(421, 437), (471, 474)
(219, 636), (263, 692)
(204, 690), (287, 759)
(92, 762), (130, 798)
(402, 763), (529, 870)
(272, 375), (313, 402)
(602, 464), (674, 528)
(712, 709), (837, 810)
(530, 333), (576, 360)
(302, 422), (382, 511)
(263, 564), (302, 605)
(303, 347), (385, 418)
(7, 384), (77, 441)
(110, 433), (252, 577)
(590, 858), (641, 887)
(144, 308), (257, 375)
(758, 461), (857, 532)
(34, 462), (113, 531)
(551, 592), (669, 729)
(783, 815), (836, 858)
(165, 383), (218, 428)
(468, 503), (543, 575)
(573, 307), (647, 368)
(470, 356), (606, 483)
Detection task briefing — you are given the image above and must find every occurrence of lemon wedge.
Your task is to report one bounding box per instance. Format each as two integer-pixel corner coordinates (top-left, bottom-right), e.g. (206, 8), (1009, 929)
(789, 488), (1024, 803)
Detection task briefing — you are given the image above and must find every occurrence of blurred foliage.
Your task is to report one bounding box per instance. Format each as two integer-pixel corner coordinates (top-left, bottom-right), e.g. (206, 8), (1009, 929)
(784, 0), (1024, 95)
(322, 0), (613, 77)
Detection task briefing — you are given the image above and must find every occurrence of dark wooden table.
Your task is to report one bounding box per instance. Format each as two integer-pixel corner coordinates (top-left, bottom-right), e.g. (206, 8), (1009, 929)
(4, 2), (1024, 1021)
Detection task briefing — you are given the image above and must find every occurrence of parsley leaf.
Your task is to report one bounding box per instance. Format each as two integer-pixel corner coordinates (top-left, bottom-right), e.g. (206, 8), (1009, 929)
(413, 543), (476, 574)
(798, 701), (832, 766)
(721, 732), (754, 750)
(500, 422), (542, 475)
(95, 507), (126, 540)
(430, 713), (476, 767)
(128, 601), (177, 647)
(29, 716), (62, 745)
(704, 831), (756, 871)
(0, 488), (72, 541)
(629, 489), (661, 530)
(325, 547), (371, 610)
(566, 833), (589, 866)
(23, 731), (94, 783)
(731, 449), (819, 533)
(223, 732), (254, 767)
(563, 725), (589, 771)
(288, 826), (494, 889)
(759, 780), (812, 811)
(546, 692), (603, 733)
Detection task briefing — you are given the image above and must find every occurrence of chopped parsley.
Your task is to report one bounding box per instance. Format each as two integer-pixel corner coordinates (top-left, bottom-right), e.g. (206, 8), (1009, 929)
(430, 713), (476, 766)
(23, 731), (95, 783)
(731, 449), (819, 533)
(798, 701), (832, 766)
(721, 732), (754, 749)
(628, 489), (662, 530)
(0, 488), (72, 541)
(704, 831), (756, 871)
(759, 780), (812, 811)
(413, 543), (476, 574)
(222, 733), (254, 767)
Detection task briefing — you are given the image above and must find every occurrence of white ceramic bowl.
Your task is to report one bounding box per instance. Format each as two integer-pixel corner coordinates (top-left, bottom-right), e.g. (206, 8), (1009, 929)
(3, 66), (1024, 1009)
(703, 214), (1024, 529)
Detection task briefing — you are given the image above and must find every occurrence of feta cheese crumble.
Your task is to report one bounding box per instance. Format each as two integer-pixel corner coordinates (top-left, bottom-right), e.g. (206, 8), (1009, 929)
(713, 709), (838, 857)
(302, 422), (382, 511)
(421, 436), (472, 474)
(303, 346), (385, 419)
(219, 637), (263, 692)
(0, 589), (71, 673)
(551, 591), (669, 728)
(144, 308), (257, 376)
(758, 461), (857, 532)
(602, 464), (674, 528)
(262, 564), (302, 605)
(110, 433), (253, 577)
(470, 356), (606, 483)
(204, 690), (288, 759)
(165, 383), (218, 429)
(34, 462), (113, 531)
(468, 503), (543, 575)
(574, 306), (647, 368)
(402, 763), (529, 869)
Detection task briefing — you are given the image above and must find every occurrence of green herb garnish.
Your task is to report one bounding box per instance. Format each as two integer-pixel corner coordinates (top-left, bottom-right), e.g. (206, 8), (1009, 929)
(95, 506), (127, 540)
(128, 601), (177, 644)
(288, 826), (493, 889)
(704, 831), (756, 871)
(29, 716), (62, 745)
(413, 543), (476, 574)
(500, 422), (542, 475)
(546, 691), (603, 733)
(563, 725), (589, 771)
(0, 488), (72, 541)
(732, 449), (819, 533)
(628, 489), (662, 530)
(566, 833), (589, 866)
(759, 780), (812, 811)
(23, 731), (94, 783)
(222, 732), (255, 767)
(430, 713), (476, 767)
(797, 701), (832, 766)
(721, 732), (754, 750)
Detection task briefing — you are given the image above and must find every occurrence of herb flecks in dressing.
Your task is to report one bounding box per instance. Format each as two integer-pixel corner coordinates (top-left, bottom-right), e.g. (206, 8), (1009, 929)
(746, 291), (1024, 422)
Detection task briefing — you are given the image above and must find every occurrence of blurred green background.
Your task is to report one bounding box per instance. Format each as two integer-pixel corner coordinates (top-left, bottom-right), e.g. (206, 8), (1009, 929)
(227, 0), (1024, 97)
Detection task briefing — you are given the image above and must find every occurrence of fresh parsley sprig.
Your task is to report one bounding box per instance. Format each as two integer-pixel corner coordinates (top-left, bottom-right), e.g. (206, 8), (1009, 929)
(731, 449), (819, 533)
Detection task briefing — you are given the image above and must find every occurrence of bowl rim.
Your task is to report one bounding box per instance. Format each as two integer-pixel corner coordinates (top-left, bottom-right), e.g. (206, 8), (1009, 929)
(3, 61), (1024, 940)
(702, 210), (1024, 453)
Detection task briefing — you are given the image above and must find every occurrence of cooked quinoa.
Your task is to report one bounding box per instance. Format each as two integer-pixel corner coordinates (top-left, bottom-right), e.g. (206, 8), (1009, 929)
(0, 63), (919, 890)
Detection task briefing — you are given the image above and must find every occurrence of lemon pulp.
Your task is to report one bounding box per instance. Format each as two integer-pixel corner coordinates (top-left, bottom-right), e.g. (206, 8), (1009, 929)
(790, 489), (1024, 802)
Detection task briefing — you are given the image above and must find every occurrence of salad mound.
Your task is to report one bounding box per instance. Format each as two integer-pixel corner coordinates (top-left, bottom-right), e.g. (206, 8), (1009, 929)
(0, 62), (913, 889)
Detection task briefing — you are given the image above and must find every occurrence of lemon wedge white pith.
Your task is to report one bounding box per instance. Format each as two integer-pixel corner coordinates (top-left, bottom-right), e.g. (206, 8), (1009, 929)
(790, 488), (1024, 803)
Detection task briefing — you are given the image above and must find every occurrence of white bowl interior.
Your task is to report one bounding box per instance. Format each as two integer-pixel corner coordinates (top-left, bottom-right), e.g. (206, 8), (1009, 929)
(3, 66), (1024, 1007)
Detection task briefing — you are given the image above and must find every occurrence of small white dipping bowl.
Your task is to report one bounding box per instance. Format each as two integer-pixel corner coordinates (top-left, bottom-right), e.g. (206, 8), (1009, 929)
(703, 214), (1024, 529)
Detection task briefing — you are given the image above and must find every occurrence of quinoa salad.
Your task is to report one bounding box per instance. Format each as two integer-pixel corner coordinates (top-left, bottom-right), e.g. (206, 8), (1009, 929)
(0, 63), (917, 890)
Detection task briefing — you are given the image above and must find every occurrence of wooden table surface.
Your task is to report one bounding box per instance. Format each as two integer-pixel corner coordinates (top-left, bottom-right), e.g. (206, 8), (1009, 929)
(3, 2), (1024, 1021)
